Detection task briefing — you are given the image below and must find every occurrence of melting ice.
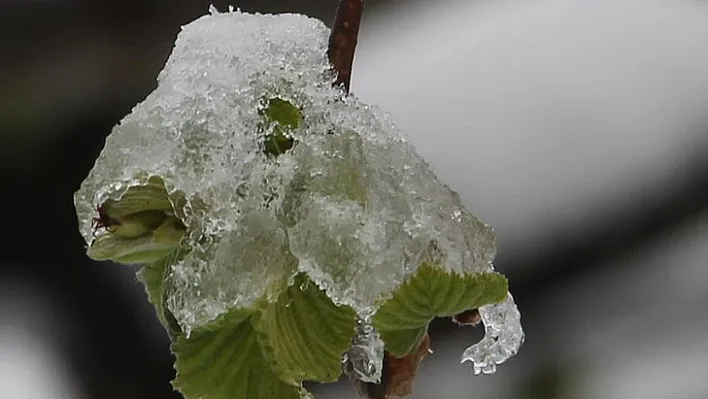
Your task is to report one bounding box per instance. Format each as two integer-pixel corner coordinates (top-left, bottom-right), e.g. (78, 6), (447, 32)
(73, 8), (523, 371)
(343, 319), (385, 384)
(462, 294), (525, 374)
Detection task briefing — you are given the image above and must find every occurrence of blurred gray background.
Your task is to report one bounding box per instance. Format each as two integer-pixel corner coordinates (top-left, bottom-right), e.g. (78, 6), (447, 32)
(2, 0), (708, 398)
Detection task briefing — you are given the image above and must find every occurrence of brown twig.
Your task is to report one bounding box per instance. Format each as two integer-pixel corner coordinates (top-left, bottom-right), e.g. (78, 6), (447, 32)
(350, 334), (432, 399)
(453, 308), (482, 326)
(327, 0), (366, 93)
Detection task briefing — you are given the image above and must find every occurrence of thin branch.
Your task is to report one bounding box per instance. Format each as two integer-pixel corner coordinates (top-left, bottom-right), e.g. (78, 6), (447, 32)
(351, 334), (431, 399)
(453, 308), (481, 326)
(327, 0), (366, 93)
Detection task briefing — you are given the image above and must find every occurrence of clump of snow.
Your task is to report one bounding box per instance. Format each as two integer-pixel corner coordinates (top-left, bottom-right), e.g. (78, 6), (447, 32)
(73, 8), (499, 344)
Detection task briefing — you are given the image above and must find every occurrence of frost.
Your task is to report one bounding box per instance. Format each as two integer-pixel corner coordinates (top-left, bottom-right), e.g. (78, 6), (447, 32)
(73, 8), (498, 340)
(461, 293), (525, 374)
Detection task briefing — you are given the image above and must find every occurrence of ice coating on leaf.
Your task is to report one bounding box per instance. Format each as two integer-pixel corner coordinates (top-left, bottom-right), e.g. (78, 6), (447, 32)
(73, 9), (497, 331)
(166, 209), (297, 333)
(461, 293), (524, 374)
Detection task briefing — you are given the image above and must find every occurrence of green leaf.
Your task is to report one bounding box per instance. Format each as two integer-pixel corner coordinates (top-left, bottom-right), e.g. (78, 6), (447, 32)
(264, 132), (295, 156)
(256, 273), (357, 383)
(260, 97), (302, 157)
(87, 176), (187, 264)
(261, 97), (302, 129)
(138, 247), (187, 337)
(109, 210), (168, 238)
(373, 263), (508, 356)
(167, 273), (357, 399)
(87, 215), (185, 264)
(102, 176), (174, 218)
(172, 310), (304, 399)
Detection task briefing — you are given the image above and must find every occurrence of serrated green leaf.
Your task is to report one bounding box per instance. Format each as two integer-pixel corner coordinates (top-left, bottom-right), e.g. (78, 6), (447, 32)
(165, 273), (357, 399)
(172, 310), (303, 399)
(373, 263), (508, 356)
(256, 273), (357, 383)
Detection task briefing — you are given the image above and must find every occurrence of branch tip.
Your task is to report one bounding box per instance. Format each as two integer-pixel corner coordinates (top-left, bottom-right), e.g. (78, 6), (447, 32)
(327, 0), (366, 93)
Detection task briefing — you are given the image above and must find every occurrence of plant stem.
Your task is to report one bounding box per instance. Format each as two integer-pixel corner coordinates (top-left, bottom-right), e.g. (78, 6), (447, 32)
(453, 308), (482, 326)
(327, 0), (366, 93)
